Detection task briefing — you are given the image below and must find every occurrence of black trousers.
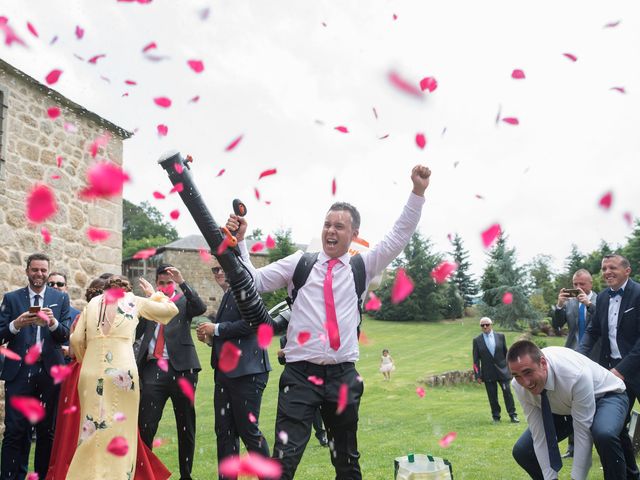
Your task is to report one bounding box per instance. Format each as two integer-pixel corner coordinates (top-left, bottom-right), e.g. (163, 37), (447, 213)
(484, 380), (516, 420)
(138, 360), (198, 480)
(610, 358), (640, 479)
(1, 363), (59, 480)
(273, 361), (364, 480)
(214, 371), (270, 480)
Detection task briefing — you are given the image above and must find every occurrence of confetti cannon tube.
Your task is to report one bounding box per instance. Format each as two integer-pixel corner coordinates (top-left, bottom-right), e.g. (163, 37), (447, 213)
(158, 150), (287, 333)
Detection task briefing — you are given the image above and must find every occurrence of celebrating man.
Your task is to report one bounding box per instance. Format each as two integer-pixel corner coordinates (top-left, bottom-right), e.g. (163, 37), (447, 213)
(226, 165), (430, 479)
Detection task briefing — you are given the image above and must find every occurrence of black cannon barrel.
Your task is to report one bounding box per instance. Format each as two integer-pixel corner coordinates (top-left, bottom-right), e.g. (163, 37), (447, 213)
(157, 150), (287, 334)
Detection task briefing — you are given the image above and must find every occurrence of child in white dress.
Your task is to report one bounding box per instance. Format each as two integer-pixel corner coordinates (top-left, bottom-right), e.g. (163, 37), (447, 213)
(379, 349), (395, 380)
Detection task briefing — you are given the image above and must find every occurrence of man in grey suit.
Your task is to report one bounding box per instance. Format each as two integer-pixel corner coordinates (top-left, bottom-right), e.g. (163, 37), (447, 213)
(472, 317), (519, 423)
(552, 268), (599, 457)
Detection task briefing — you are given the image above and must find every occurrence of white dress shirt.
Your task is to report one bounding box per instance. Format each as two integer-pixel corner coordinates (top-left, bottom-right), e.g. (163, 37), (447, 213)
(9, 286), (60, 337)
(239, 192), (425, 364)
(608, 279), (628, 359)
(511, 347), (626, 480)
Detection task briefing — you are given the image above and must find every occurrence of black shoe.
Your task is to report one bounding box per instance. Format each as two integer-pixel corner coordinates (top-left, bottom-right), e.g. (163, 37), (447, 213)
(561, 451), (573, 458)
(317, 434), (329, 447)
(510, 416), (520, 424)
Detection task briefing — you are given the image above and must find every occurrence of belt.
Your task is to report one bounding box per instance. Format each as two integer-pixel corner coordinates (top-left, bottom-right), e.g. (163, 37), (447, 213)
(288, 360), (354, 375)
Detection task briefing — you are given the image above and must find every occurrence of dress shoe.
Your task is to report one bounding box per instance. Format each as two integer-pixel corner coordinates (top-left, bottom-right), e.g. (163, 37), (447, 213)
(561, 451), (573, 459)
(317, 434), (329, 447)
(510, 416), (520, 423)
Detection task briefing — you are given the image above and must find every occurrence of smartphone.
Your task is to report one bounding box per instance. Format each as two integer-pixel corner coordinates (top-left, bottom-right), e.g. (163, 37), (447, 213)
(564, 289), (581, 297)
(29, 306), (41, 313)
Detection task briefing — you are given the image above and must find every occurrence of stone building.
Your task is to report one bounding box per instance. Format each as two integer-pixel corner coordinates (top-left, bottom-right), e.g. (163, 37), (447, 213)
(0, 58), (130, 305)
(122, 234), (273, 316)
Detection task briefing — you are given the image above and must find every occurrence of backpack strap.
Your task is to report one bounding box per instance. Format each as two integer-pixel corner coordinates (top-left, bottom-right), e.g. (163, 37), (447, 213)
(349, 253), (366, 334)
(286, 252), (319, 307)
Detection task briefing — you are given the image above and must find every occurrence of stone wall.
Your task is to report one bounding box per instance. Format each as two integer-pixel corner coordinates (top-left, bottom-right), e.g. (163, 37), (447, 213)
(420, 369), (476, 387)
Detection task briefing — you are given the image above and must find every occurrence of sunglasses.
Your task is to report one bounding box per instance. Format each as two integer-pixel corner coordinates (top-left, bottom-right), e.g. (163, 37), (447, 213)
(480, 324), (491, 327)
(212, 267), (222, 274)
(48, 281), (66, 287)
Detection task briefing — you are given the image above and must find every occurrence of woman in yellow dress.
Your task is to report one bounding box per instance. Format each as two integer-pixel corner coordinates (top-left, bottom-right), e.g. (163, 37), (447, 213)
(67, 275), (178, 480)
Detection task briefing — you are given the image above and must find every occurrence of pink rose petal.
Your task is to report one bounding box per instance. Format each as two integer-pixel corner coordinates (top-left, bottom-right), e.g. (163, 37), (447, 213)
(75, 25), (84, 39)
(563, 53), (578, 62)
(216, 168), (226, 177)
(388, 70), (423, 98)
(26, 184), (58, 223)
(132, 247), (157, 259)
(88, 132), (111, 158)
(157, 358), (169, 372)
(169, 182), (183, 194)
(258, 168), (277, 180)
(0, 346), (21, 361)
(113, 412), (127, 422)
(189, 95), (200, 103)
(334, 126), (349, 133)
(251, 242), (265, 253)
(0, 19), (27, 47)
(502, 117), (519, 125)
(393, 13), (398, 20)
(45, 69), (62, 85)
(104, 287), (125, 305)
(225, 135), (243, 152)
(610, 87), (626, 94)
(50, 364), (73, 384)
(419, 76), (438, 93)
(88, 54), (106, 64)
(391, 268), (414, 304)
(56, 156), (63, 168)
(177, 377), (194, 405)
(218, 453), (282, 479)
(153, 97), (172, 108)
(27, 473), (38, 480)
(218, 342), (242, 373)
(604, 20), (621, 28)
(106, 436), (129, 456)
(26, 22), (38, 37)
(63, 405), (78, 415)
(415, 133), (426, 149)
(598, 191), (613, 210)
(198, 248), (212, 263)
(169, 209), (180, 220)
(364, 292), (381, 311)
(25, 343), (43, 365)
(511, 69), (526, 79)
(307, 375), (324, 386)
(124, 79), (137, 86)
(152, 191), (165, 200)
(431, 261), (458, 284)
(40, 227), (52, 245)
(248, 412), (257, 423)
(266, 235), (276, 249)
(10, 396), (45, 424)
(87, 227), (110, 243)
(502, 292), (513, 304)
(216, 236), (230, 255)
(481, 223), (501, 249)
(187, 59), (204, 73)
(332, 178), (337, 196)
(37, 310), (50, 326)
(80, 162), (129, 199)
(142, 41), (157, 52)
(336, 383), (348, 414)
(47, 107), (60, 119)
(157, 124), (168, 137)
(254, 188), (261, 201)
(416, 387), (426, 398)
(257, 323), (274, 349)
(623, 212), (633, 227)
(439, 431), (457, 448)
(173, 162), (183, 174)
(152, 438), (165, 448)
(297, 331), (311, 346)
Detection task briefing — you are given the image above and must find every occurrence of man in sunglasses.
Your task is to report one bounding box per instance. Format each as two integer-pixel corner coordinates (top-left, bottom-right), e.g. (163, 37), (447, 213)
(47, 272), (80, 332)
(472, 317), (519, 424)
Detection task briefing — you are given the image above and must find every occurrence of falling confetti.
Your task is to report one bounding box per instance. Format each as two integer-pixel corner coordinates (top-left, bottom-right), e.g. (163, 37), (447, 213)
(187, 59), (204, 73)
(88, 54), (106, 64)
(610, 87), (626, 94)
(439, 432), (457, 448)
(502, 117), (519, 125)
(391, 268), (414, 304)
(415, 133), (427, 149)
(481, 223), (501, 249)
(297, 331), (311, 345)
(26, 22), (38, 37)
(388, 70), (423, 98)
(169, 209), (180, 220)
(50, 364), (73, 384)
(0, 346), (21, 361)
(251, 242), (265, 253)
(563, 53), (578, 62)
(75, 25), (84, 39)
(511, 69), (526, 79)
(89, 132), (111, 158)
(10, 396), (45, 424)
(218, 453), (282, 479)
(45, 69), (62, 85)
(598, 191), (613, 210)
(153, 191), (165, 200)
(169, 183), (183, 194)
(334, 126), (349, 133)
(0, 18), (27, 47)
(177, 377), (194, 405)
(87, 227), (110, 243)
(26, 184), (58, 223)
(502, 292), (513, 304)
(258, 168), (277, 180)
(419, 76), (438, 93)
(218, 342), (242, 373)
(336, 383), (348, 414)
(266, 235), (276, 249)
(47, 107), (60, 119)
(24, 343), (43, 365)
(216, 168), (226, 177)
(257, 323), (274, 349)
(132, 248), (157, 259)
(40, 226), (52, 244)
(603, 20), (621, 28)
(331, 178), (337, 196)
(364, 292), (381, 311)
(106, 436), (129, 457)
(623, 212), (633, 227)
(198, 248), (212, 263)
(80, 162), (129, 199)
(157, 124), (168, 136)
(153, 97), (172, 108)
(307, 376), (324, 386)
(225, 135), (243, 152)
(431, 261), (458, 284)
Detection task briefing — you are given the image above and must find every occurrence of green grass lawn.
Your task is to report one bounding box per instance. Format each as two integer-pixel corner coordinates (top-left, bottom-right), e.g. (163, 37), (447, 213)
(148, 317), (607, 479)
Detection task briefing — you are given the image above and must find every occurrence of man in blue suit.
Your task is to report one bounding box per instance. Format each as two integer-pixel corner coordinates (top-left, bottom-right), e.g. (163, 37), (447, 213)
(0, 253), (70, 480)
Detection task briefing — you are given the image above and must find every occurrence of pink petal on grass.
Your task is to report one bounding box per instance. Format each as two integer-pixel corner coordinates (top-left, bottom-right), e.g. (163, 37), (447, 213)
(106, 436), (129, 456)
(104, 287), (125, 305)
(169, 183), (183, 194)
(563, 53), (578, 62)
(419, 76), (438, 93)
(266, 235), (276, 249)
(40, 227), (52, 245)
(187, 59), (204, 73)
(177, 377), (194, 405)
(258, 168), (277, 180)
(481, 223), (501, 249)
(502, 117), (519, 125)
(26, 22), (38, 37)
(336, 383), (348, 414)
(10, 396), (45, 424)
(431, 261), (458, 284)
(598, 191), (613, 210)
(153, 97), (172, 108)
(502, 292), (513, 305)
(45, 69), (62, 85)
(251, 242), (265, 253)
(225, 135), (243, 152)
(334, 126), (349, 133)
(26, 184), (58, 223)
(388, 70), (423, 98)
(218, 342), (242, 373)
(88, 54), (106, 64)
(610, 87), (626, 94)
(307, 376), (324, 386)
(152, 191), (165, 200)
(623, 212), (633, 227)
(47, 107), (60, 119)
(216, 237), (230, 255)
(25, 343), (43, 365)
(86, 227), (110, 243)
(75, 25), (84, 39)
(218, 453), (282, 479)
(216, 168), (226, 177)
(391, 268), (414, 304)
(152, 438), (166, 448)
(416, 387), (426, 398)
(439, 432), (457, 448)
(132, 248), (157, 259)
(0, 346), (22, 361)
(604, 20), (621, 28)
(50, 364), (73, 384)
(415, 133), (426, 149)
(80, 163), (129, 199)
(297, 331), (311, 345)
(364, 292), (381, 311)
(157, 124), (168, 137)
(257, 323), (274, 349)
(198, 248), (212, 263)
(169, 209), (180, 220)
(511, 69), (526, 79)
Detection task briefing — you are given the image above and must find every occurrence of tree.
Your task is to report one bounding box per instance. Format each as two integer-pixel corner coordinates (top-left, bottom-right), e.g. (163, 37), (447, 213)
(582, 241), (615, 292)
(450, 234), (478, 308)
(246, 228), (264, 240)
(122, 200), (179, 258)
(372, 232), (448, 321)
(622, 220), (640, 282)
(261, 229), (297, 309)
(553, 244), (585, 293)
(526, 254), (557, 315)
(480, 233), (539, 329)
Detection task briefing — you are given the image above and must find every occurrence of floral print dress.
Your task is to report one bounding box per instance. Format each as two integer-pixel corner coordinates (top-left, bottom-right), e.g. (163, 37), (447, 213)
(67, 291), (177, 480)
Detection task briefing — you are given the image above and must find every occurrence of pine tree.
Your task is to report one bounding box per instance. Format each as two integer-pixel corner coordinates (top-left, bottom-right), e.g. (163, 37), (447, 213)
(450, 234), (478, 308)
(262, 229), (297, 309)
(622, 220), (640, 282)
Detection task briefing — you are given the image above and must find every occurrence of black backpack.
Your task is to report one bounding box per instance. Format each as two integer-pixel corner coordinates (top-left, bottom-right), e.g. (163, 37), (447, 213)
(286, 252), (367, 334)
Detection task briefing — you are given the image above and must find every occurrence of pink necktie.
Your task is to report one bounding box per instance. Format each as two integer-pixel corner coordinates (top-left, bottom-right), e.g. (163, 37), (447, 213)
(324, 258), (341, 351)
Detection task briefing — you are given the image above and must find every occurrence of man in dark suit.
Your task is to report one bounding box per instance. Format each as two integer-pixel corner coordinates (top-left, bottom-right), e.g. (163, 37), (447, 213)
(578, 254), (640, 479)
(136, 264), (206, 480)
(0, 252), (70, 480)
(196, 266), (271, 478)
(472, 317), (519, 423)
(47, 271), (80, 362)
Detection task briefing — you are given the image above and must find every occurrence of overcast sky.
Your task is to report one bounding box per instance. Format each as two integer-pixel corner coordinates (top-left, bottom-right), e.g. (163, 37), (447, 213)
(2, 0), (639, 278)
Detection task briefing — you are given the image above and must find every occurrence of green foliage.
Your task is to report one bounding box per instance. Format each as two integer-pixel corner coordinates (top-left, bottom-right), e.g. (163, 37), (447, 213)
(441, 281), (464, 319)
(450, 233), (478, 308)
(246, 228), (264, 240)
(372, 232), (448, 321)
(622, 220), (640, 282)
(526, 254), (557, 315)
(122, 199), (178, 258)
(261, 229), (297, 310)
